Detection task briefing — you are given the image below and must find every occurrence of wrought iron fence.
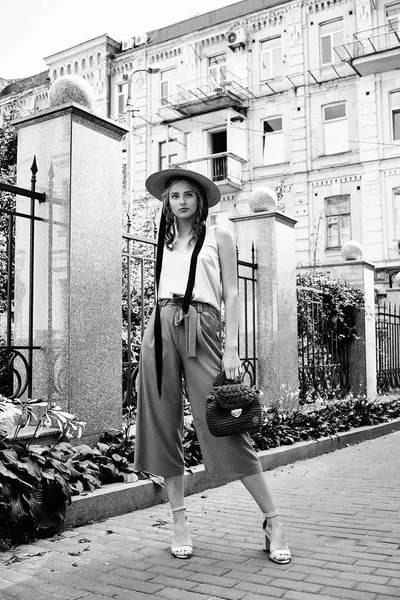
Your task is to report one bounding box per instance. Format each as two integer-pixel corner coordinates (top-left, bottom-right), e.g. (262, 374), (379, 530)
(0, 157), (46, 399)
(297, 285), (350, 400)
(376, 302), (400, 392)
(122, 217), (156, 407)
(237, 244), (257, 386)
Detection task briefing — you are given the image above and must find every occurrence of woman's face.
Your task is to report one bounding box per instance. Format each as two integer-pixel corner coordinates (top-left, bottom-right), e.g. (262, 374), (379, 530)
(168, 180), (199, 222)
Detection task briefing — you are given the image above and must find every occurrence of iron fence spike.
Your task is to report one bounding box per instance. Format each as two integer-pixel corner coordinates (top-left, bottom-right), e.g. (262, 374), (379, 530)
(31, 156), (38, 176)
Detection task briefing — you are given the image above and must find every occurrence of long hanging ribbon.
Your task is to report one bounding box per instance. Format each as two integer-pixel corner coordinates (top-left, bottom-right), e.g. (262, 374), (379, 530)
(154, 212), (166, 398)
(154, 216), (207, 397)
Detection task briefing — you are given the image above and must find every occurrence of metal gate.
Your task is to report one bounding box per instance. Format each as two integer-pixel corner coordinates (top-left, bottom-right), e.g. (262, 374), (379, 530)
(297, 285), (350, 399)
(376, 301), (400, 392)
(0, 157), (46, 398)
(236, 244), (257, 387)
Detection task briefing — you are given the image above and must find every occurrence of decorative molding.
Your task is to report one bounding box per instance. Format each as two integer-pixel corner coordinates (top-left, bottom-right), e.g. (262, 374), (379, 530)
(248, 13), (284, 32)
(312, 175), (362, 186)
(200, 34), (227, 47)
(305, 0), (350, 14)
(148, 46), (183, 63)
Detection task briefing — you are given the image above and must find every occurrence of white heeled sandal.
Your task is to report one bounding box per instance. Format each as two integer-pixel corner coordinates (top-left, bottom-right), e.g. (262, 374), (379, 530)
(263, 510), (291, 564)
(171, 506), (193, 559)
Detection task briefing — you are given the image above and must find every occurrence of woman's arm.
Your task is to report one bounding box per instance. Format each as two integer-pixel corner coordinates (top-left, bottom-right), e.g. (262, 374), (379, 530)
(215, 227), (242, 381)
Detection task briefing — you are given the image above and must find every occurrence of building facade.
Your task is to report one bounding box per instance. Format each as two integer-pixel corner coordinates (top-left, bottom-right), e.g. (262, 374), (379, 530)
(1, 0), (400, 291)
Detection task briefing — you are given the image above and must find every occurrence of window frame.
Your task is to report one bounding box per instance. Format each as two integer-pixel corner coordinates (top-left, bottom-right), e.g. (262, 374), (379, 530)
(260, 36), (282, 81)
(262, 116), (284, 165)
(208, 54), (227, 86)
(320, 19), (344, 65)
(159, 139), (178, 171)
(387, 2), (400, 30)
(160, 68), (177, 106)
(390, 90), (400, 141)
(325, 194), (351, 249)
(393, 187), (400, 240)
(322, 101), (348, 155)
(117, 83), (126, 117)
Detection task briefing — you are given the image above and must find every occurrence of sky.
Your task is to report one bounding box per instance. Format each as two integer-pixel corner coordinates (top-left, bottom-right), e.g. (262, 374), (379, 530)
(0, 0), (238, 80)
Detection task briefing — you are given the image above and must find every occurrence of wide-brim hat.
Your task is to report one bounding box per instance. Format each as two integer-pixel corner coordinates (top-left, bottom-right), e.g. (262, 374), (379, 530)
(145, 168), (221, 207)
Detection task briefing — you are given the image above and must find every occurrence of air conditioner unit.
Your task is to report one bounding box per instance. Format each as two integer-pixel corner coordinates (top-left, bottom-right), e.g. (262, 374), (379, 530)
(226, 28), (246, 48)
(134, 33), (149, 47)
(122, 38), (134, 51)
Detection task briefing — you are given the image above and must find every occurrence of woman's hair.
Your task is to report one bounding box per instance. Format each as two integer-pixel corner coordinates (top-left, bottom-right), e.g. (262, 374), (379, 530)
(162, 178), (208, 250)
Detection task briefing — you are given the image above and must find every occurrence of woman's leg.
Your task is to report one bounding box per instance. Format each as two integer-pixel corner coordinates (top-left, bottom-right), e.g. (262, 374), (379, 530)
(241, 471), (289, 553)
(164, 475), (192, 556)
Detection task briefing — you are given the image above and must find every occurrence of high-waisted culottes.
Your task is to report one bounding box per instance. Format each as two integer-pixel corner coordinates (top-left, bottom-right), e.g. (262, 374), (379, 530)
(133, 301), (262, 481)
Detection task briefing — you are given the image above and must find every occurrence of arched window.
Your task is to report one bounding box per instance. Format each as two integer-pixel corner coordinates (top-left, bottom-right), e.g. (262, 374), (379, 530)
(53, 69), (57, 80)
(82, 58), (86, 70)
(97, 52), (101, 64)
(60, 66), (64, 76)
(67, 64), (71, 74)
(89, 55), (93, 67)
(74, 61), (78, 73)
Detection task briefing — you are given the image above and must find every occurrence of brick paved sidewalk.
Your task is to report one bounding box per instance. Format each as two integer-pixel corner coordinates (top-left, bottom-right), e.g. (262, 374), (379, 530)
(1, 431), (399, 600)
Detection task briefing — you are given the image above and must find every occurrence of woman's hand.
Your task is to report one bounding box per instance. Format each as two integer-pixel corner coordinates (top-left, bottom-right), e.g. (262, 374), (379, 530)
(222, 347), (242, 381)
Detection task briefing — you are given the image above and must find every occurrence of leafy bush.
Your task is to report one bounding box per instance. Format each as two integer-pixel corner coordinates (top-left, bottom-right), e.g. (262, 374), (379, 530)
(297, 271), (365, 341)
(297, 271), (366, 401)
(0, 397), (162, 546)
(253, 394), (400, 450)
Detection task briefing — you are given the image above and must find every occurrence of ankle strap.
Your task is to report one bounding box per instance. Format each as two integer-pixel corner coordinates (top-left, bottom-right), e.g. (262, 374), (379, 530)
(263, 510), (279, 519)
(172, 506), (186, 513)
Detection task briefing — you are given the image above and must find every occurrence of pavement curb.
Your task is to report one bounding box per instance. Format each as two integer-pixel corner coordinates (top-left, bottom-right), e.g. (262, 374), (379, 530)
(65, 417), (400, 528)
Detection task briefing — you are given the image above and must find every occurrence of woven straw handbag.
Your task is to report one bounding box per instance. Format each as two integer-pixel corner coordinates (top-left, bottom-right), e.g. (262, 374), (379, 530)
(206, 372), (263, 437)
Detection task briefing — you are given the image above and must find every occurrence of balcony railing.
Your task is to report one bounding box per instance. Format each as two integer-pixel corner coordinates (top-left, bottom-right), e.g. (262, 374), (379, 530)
(169, 152), (245, 192)
(160, 72), (253, 119)
(335, 23), (400, 63)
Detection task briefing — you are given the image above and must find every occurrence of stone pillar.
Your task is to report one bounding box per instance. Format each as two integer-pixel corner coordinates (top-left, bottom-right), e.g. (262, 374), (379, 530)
(14, 99), (127, 439)
(231, 193), (298, 407)
(320, 254), (377, 399)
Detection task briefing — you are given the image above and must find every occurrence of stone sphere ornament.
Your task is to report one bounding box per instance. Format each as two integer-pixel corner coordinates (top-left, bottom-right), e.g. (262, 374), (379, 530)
(393, 272), (400, 288)
(341, 240), (363, 261)
(248, 187), (278, 213)
(49, 75), (95, 110)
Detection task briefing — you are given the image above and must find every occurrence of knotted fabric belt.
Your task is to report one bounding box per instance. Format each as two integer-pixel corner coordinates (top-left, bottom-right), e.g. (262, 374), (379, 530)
(159, 298), (217, 359)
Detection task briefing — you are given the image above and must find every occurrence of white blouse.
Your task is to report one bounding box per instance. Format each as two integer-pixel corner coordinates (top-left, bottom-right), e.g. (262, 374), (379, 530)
(158, 226), (222, 311)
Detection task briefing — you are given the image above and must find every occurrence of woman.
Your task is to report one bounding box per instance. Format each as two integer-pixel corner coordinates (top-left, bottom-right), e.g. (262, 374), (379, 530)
(134, 168), (291, 563)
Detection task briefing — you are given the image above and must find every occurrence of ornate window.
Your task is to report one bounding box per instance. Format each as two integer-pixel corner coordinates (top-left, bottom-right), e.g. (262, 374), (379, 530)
(325, 195), (351, 249)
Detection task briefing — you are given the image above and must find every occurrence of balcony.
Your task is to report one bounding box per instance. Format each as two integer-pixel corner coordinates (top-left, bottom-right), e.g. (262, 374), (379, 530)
(158, 72), (253, 122)
(169, 152), (245, 194)
(335, 24), (400, 76)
